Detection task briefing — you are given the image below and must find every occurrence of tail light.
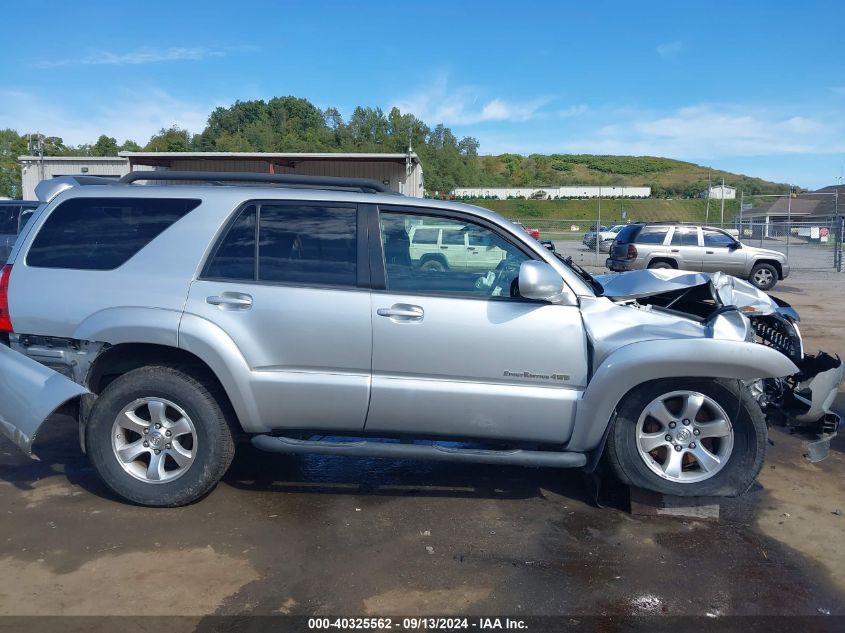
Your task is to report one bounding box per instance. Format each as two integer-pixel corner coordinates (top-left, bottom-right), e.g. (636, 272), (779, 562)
(0, 264), (13, 333)
(626, 244), (638, 260)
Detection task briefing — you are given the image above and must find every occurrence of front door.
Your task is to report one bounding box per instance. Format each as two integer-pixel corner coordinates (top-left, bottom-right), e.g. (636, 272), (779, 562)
(365, 207), (588, 444)
(183, 201), (372, 432)
(701, 228), (747, 276)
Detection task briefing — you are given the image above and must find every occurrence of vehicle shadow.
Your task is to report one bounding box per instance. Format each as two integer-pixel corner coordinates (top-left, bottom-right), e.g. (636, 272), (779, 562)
(1, 415), (625, 508)
(222, 440), (621, 507)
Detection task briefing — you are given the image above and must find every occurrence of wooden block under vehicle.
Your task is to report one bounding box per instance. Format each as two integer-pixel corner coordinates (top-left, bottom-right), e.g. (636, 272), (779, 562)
(629, 487), (720, 521)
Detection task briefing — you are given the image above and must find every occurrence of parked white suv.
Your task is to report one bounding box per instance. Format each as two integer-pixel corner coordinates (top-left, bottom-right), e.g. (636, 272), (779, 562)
(0, 172), (839, 506)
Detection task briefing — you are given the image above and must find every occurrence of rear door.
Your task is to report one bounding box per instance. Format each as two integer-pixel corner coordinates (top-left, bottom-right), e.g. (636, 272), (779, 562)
(183, 201), (372, 432)
(365, 206), (588, 444)
(667, 226), (703, 270)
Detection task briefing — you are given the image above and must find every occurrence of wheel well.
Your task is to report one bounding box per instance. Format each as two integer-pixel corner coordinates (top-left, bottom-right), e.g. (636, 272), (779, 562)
(419, 253), (448, 265)
(753, 259), (783, 279)
(647, 257), (677, 268)
(86, 343), (240, 427)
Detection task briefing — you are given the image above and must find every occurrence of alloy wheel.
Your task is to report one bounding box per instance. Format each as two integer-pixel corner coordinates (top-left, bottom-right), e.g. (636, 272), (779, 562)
(635, 390), (734, 483)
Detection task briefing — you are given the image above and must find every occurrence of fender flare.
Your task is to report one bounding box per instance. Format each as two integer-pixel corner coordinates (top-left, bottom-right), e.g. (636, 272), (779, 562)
(565, 338), (799, 452)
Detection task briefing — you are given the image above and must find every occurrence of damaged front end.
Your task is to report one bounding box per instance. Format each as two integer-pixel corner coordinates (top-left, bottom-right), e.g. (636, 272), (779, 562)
(597, 268), (843, 461)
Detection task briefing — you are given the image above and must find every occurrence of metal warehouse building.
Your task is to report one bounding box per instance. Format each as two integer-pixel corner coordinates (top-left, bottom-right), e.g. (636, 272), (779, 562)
(19, 151), (424, 199)
(19, 156), (129, 199)
(453, 185), (651, 199)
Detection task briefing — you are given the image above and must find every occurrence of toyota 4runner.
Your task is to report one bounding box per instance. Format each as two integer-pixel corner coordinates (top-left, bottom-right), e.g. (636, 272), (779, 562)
(0, 172), (840, 506)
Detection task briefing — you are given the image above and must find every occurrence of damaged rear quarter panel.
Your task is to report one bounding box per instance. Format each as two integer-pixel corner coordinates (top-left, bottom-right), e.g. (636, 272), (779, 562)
(0, 343), (90, 455)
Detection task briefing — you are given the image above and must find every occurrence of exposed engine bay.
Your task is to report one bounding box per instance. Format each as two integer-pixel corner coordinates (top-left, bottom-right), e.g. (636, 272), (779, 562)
(591, 269), (843, 461)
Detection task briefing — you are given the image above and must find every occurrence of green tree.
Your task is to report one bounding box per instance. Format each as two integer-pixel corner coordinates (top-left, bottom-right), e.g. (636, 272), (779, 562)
(91, 135), (119, 156)
(144, 126), (193, 152)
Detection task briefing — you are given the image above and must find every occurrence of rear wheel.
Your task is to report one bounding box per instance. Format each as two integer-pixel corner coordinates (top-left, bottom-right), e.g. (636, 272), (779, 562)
(606, 379), (766, 497)
(647, 260), (674, 270)
(86, 366), (236, 507)
(419, 257), (447, 272)
(749, 262), (778, 290)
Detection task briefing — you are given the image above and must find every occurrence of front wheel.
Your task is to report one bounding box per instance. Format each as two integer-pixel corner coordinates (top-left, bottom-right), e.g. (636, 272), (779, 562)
(749, 262), (778, 290)
(605, 379), (766, 497)
(86, 366), (237, 507)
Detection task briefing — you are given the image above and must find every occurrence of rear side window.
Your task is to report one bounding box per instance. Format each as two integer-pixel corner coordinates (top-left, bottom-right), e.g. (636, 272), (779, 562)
(27, 197), (200, 270)
(635, 227), (670, 245)
(411, 228), (438, 244)
(442, 229), (465, 245)
(670, 227), (698, 246)
(204, 203), (357, 287)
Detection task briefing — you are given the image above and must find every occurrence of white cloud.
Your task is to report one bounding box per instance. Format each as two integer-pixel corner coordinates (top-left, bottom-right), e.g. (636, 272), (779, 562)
(656, 40), (683, 57)
(558, 104), (588, 118)
(393, 73), (550, 125)
(34, 45), (256, 68)
(0, 88), (218, 145)
(560, 104), (844, 158)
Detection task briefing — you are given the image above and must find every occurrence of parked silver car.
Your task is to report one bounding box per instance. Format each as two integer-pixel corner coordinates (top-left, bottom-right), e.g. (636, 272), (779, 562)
(583, 224), (625, 252)
(606, 223), (790, 290)
(0, 173), (839, 506)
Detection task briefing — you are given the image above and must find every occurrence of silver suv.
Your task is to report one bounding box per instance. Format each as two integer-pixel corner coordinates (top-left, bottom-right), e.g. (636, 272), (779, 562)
(606, 223), (790, 290)
(0, 172), (840, 506)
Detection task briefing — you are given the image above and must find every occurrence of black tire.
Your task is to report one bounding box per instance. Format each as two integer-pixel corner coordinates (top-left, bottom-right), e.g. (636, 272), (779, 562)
(605, 378), (767, 497)
(749, 262), (778, 290)
(419, 256), (447, 272)
(86, 366), (237, 507)
(647, 260), (674, 270)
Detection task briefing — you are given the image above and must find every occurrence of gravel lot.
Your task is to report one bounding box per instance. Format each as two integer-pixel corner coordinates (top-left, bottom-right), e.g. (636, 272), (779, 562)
(0, 270), (843, 623)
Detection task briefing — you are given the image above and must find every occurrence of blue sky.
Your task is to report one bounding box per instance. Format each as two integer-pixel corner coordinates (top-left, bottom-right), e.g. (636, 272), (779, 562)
(1, 0), (843, 188)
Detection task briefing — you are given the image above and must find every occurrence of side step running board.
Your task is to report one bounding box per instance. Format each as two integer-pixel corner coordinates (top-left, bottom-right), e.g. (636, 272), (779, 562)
(251, 435), (587, 468)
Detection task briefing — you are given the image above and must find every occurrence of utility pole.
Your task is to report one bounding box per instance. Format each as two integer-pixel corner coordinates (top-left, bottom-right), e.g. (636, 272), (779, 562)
(720, 177), (726, 226)
(705, 171), (712, 224)
(786, 185), (792, 261)
(596, 186), (602, 263)
(739, 190), (744, 236)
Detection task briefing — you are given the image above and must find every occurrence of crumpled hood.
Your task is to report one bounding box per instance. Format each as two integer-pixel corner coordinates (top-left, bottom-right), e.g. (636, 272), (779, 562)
(594, 268), (787, 317)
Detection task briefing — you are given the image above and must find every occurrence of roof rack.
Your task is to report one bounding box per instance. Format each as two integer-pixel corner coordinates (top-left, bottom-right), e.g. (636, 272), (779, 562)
(119, 171), (398, 194)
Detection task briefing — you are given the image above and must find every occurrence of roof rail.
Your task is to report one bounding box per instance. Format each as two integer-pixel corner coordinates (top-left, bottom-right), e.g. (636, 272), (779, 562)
(119, 170), (399, 194)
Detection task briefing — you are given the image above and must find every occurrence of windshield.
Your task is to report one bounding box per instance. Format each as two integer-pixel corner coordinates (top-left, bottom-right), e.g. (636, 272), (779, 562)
(553, 251), (604, 296)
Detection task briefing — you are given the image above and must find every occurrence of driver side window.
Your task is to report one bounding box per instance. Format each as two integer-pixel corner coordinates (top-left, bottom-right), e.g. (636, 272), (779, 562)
(381, 211), (530, 298)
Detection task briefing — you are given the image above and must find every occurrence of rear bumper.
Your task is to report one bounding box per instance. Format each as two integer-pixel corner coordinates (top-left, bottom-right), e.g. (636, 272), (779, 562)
(0, 343), (89, 455)
(605, 257), (640, 272)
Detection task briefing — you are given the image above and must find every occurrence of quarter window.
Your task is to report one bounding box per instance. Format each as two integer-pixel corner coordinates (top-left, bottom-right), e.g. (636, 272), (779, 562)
(27, 197), (200, 270)
(635, 227), (670, 245)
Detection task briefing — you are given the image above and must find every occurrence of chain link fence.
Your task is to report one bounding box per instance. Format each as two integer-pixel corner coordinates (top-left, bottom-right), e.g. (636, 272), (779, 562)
(513, 191), (844, 272)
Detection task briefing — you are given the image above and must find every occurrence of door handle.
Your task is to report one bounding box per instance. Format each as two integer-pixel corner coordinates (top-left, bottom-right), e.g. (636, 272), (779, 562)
(670, 249), (679, 253)
(207, 292), (253, 310)
(440, 246), (448, 250)
(706, 250), (714, 254)
(377, 304), (424, 321)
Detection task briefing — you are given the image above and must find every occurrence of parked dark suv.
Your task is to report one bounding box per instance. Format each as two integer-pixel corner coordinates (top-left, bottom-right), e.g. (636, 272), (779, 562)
(0, 200), (40, 264)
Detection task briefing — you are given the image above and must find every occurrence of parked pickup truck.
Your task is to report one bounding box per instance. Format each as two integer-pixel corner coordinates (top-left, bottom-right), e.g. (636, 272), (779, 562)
(0, 172), (840, 506)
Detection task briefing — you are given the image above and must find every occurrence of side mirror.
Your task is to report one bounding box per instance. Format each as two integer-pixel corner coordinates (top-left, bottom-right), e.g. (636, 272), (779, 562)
(729, 242), (742, 250)
(519, 261), (565, 302)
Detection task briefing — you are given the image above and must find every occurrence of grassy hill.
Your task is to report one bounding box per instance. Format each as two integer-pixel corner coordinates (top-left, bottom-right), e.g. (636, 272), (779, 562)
(467, 197), (742, 227)
(469, 154), (789, 198)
